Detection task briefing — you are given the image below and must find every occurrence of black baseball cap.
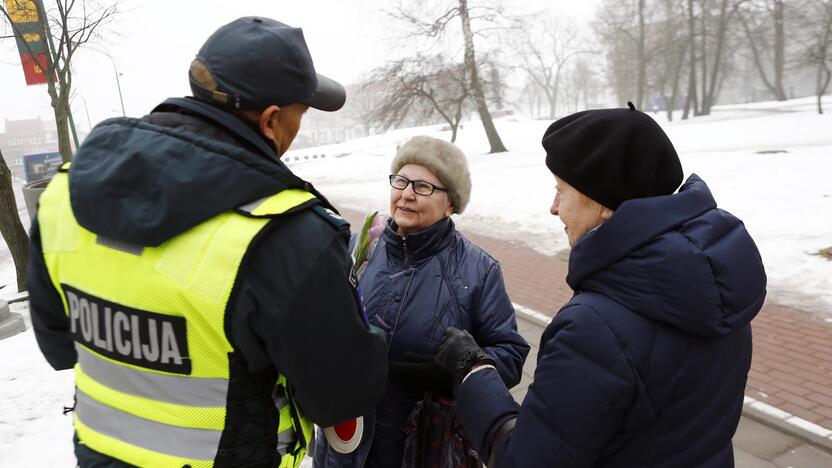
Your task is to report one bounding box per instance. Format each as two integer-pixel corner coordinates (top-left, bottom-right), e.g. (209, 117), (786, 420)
(189, 16), (346, 112)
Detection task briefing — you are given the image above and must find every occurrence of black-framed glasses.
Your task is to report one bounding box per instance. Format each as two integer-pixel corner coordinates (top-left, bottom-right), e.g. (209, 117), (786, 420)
(389, 174), (448, 196)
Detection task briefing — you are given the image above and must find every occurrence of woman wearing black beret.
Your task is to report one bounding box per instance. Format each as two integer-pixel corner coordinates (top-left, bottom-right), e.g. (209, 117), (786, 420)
(435, 103), (767, 468)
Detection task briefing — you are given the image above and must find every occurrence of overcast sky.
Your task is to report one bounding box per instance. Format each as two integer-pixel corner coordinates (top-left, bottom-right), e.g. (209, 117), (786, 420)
(0, 0), (599, 132)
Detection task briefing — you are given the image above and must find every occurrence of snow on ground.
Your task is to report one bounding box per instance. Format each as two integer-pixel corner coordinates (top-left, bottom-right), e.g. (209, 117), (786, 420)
(291, 96), (832, 315)
(0, 96), (829, 466)
(0, 324), (76, 467)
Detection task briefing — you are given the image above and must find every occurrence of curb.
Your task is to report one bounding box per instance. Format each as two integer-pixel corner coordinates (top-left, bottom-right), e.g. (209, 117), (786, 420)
(743, 396), (832, 453)
(512, 303), (832, 453)
(0, 300), (26, 341)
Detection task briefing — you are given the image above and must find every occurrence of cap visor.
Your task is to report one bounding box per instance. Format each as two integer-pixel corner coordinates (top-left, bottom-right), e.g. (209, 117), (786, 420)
(304, 73), (346, 112)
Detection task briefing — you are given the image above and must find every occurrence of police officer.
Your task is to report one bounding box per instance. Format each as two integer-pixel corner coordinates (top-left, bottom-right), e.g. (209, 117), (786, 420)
(28, 17), (388, 468)
(433, 104), (766, 467)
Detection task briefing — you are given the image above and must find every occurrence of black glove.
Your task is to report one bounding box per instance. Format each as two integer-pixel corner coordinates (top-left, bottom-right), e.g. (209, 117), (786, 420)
(434, 327), (496, 383)
(388, 352), (454, 398)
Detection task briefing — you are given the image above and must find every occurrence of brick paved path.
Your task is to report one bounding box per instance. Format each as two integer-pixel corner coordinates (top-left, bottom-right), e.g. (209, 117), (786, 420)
(339, 208), (832, 432)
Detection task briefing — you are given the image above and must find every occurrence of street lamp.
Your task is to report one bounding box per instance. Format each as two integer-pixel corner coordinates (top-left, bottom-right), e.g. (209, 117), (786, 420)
(81, 45), (126, 117)
(76, 95), (93, 130)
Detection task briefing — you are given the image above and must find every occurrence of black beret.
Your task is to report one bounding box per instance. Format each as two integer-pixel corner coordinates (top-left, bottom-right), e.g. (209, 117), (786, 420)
(543, 103), (683, 210)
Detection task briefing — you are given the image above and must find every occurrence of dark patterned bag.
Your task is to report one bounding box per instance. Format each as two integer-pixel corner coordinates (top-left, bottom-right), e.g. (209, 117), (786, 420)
(401, 396), (482, 468)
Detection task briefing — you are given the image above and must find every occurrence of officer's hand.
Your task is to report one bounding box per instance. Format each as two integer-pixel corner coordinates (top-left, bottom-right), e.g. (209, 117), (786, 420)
(388, 352), (453, 398)
(434, 327), (495, 383)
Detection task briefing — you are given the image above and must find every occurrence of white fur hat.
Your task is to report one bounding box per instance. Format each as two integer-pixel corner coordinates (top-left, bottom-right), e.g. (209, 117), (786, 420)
(390, 136), (472, 214)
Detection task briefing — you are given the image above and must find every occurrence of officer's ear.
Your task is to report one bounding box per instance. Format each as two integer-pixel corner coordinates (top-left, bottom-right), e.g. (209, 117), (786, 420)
(258, 105), (281, 142)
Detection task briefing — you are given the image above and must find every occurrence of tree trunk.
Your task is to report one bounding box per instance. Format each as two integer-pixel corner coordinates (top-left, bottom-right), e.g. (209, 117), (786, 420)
(0, 150), (30, 292)
(548, 70), (563, 119)
(669, 40), (688, 122)
(548, 95), (557, 119)
(703, 0), (731, 115)
(637, 0), (646, 109)
(700, 0), (708, 114)
(459, 0), (507, 153)
(820, 4), (832, 114)
(683, 0), (698, 119)
(544, 84), (557, 119)
(818, 64), (831, 114)
(772, 0), (787, 100)
(739, 5), (787, 102)
(54, 98), (73, 162)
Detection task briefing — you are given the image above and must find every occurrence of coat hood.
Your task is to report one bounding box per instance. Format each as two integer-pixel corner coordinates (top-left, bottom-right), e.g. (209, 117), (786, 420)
(567, 174), (766, 337)
(67, 99), (316, 246)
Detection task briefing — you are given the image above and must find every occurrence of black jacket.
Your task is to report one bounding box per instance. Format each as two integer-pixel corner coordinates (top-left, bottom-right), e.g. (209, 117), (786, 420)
(29, 97), (388, 467)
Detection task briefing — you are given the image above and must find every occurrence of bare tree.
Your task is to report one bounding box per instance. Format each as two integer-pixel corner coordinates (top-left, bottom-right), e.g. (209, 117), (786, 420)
(458, 0), (507, 152)
(569, 58), (603, 112)
(681, 0), (743, 117)
(683, 0), (699, 118)
(796, 0), (832, 113)
(1, 0), (119, 162)
(595, 0), (656, 110)
(636, 0), (647, 108)
(518, 78), (546, 118)
(389, 0), (508, 152)
(737, 0), (790, 100)
(0, 149), (29, 292)
(366, 55), (471, 142)
(511, 13), (584, 119)
(653, 0), (689, 120)
(702, 0), (740, 114)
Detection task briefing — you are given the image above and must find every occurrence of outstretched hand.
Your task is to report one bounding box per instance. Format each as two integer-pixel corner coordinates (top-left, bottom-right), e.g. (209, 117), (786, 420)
(434, 327), (496, 383)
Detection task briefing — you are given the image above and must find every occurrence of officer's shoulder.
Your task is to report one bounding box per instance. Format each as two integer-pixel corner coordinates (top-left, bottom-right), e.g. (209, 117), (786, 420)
(265, 205), (349, 248)
(309, 205), (350, 232)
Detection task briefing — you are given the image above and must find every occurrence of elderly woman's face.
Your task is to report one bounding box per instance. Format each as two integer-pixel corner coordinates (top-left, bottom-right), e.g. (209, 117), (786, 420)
(551, 176), (613, 247)
(390, 164), (453, 235)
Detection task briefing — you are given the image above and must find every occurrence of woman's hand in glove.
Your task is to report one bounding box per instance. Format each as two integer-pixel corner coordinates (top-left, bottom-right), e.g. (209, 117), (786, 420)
(434, 327), (496, 383)
(388, 352), (454, 399)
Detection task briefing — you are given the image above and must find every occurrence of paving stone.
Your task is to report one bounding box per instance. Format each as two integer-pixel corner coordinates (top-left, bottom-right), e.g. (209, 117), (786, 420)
(773, 444), (832, 467)
(734, 448), (778, 468)
(733, 417), (801, 461)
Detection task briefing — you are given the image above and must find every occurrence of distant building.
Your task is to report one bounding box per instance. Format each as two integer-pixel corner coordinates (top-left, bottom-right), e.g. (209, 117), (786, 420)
(1, 117), (88, 180)
(1, 118), (59, 180)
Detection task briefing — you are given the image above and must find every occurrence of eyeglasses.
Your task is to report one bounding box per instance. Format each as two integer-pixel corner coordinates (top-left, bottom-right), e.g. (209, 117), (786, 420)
(389, 174), (448, 196)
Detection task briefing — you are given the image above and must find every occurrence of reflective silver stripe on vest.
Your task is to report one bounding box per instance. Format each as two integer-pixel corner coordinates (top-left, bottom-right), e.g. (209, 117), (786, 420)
(277, 429), (297, 455)
(77, 344), (228, 407)
(238, 197), (268, 214)
(272, 385), (290, 410)
(75, 389), (221, 460)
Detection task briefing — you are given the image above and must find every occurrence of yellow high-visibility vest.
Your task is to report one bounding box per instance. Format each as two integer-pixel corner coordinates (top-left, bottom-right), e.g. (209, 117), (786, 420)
(38, 166), (314, 468)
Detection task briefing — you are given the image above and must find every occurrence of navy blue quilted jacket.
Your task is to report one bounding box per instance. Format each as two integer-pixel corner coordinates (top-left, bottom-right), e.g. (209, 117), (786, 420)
(315, 216), (530, 467)
(456, 175), (767, 468)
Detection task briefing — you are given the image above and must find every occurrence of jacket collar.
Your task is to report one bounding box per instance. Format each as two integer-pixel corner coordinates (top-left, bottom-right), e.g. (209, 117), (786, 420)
(566, 174), (716, 289)
(383, 217), (456, 263)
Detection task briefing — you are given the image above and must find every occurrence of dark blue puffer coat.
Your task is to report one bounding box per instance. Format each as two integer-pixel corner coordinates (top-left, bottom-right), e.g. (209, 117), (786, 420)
(456, 175), (767, 468)
(314, 217), (530, 467)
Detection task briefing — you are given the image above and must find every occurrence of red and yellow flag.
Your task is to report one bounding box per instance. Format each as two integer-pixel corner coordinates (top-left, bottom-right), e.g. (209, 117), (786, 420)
(4, 0), (51, 85)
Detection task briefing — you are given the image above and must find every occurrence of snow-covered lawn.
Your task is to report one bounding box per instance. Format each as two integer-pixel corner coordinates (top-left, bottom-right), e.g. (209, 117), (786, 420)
(0, 96), (829, 466)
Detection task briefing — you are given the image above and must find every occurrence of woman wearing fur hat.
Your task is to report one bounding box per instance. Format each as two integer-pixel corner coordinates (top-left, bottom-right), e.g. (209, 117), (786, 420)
(314, 136), (529, 467)
(431, 104), (767, 467)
